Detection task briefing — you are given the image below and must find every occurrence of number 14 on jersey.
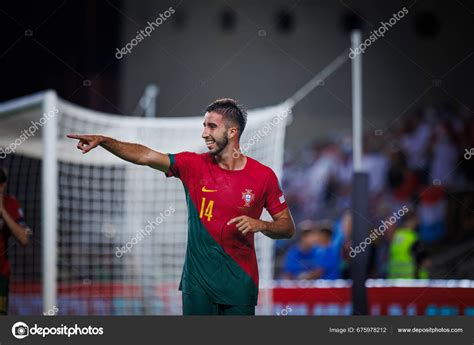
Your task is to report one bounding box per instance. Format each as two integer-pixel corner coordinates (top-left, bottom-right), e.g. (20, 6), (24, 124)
(199, 197), (214, 221)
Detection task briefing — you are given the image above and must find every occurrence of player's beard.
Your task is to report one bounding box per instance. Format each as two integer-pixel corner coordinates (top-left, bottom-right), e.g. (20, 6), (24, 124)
(207, 132), (229, 156)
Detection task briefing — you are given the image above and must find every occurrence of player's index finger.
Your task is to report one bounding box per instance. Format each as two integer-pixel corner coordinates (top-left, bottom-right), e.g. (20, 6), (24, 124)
(227, 217), (242, 225)
(67, 134), (83, 139)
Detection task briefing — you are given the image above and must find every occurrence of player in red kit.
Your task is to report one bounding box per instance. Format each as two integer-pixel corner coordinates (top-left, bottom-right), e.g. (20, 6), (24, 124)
(68, 98), (295, 315)
(0, 168), (32, 315)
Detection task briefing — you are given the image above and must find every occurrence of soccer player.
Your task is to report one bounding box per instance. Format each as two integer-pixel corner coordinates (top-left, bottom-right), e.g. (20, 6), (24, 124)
(68, 98), (295, 315)
(0, 167), (31, 315)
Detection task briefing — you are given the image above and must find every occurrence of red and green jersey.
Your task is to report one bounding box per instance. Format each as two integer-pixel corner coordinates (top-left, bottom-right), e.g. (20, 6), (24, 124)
(0, 195), (26, 278)
(165, 152), (287, 306)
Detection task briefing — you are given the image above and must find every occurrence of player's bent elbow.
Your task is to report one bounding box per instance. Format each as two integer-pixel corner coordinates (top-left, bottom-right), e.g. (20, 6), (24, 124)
(283, 221), (296, 239)
(286, 225), (296, 239)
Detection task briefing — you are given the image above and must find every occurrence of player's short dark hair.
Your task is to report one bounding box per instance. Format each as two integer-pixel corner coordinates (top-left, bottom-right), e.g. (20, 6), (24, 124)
(0, 167), (8, 183)
(206, 98), (247, 138)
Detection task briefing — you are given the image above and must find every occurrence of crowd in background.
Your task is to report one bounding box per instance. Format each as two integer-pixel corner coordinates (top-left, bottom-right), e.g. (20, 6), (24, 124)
(277, 103), (474, 280)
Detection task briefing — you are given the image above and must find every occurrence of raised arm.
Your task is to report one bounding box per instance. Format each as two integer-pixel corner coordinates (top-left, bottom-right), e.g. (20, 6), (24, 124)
(67, 134), (170, 172)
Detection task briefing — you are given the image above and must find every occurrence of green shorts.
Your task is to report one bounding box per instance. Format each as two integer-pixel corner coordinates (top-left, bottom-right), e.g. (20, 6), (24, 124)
(0, 275), (9, 315)
(182, 291), (255, 315)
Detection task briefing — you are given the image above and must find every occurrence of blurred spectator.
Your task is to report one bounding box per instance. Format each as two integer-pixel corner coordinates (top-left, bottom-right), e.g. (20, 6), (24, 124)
(281, 218), (349, 280)
(387, 150), (420, 210)
(279, 102), (473, 280)
(361, 136), (389, 198)
(281, 151), (308, 224)
(338, 210), (353, 279)
(399, 109), (431, 178)
(313, 219), (346, 279)
(428, 122), (459, 187)
(303, 142), (339, 219)
(371, 206), (399, 278)
(418, 186), (446, 244)
(281, 220), (324, 280)
(387, 211), (429, 279)
(334, 136), (353, 213)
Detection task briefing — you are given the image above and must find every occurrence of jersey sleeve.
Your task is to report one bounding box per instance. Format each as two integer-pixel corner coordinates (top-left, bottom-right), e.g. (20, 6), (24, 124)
(264, 169), (288, 216)
(165, 152), (200, 184)
(6, 197), (27, 227)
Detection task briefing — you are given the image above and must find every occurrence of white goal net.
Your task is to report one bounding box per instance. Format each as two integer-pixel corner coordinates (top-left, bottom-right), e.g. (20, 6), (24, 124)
(0, 91), (291, 315)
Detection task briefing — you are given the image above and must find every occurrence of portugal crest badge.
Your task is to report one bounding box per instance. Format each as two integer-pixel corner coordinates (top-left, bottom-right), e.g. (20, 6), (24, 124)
(242, 189), (255, 207)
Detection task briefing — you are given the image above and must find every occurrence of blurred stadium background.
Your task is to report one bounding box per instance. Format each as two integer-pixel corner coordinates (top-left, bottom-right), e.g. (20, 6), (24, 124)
(0, 0), (473, 315)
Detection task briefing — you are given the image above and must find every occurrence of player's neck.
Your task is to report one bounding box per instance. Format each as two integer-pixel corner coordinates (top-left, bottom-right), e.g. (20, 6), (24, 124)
(214, 148), (247, 171)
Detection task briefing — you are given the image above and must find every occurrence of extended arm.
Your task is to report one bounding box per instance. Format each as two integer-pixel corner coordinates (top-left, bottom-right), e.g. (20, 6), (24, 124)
(67, 134), (170, 172)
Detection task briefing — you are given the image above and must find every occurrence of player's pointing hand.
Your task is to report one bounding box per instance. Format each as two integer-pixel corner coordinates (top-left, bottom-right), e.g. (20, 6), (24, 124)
(228, 216), (266, 236)
(67, 134), (104, 154)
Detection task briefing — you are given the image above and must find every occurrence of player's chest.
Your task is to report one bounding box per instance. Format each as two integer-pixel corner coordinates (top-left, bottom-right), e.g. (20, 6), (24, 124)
(190, 172), (265, 216)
